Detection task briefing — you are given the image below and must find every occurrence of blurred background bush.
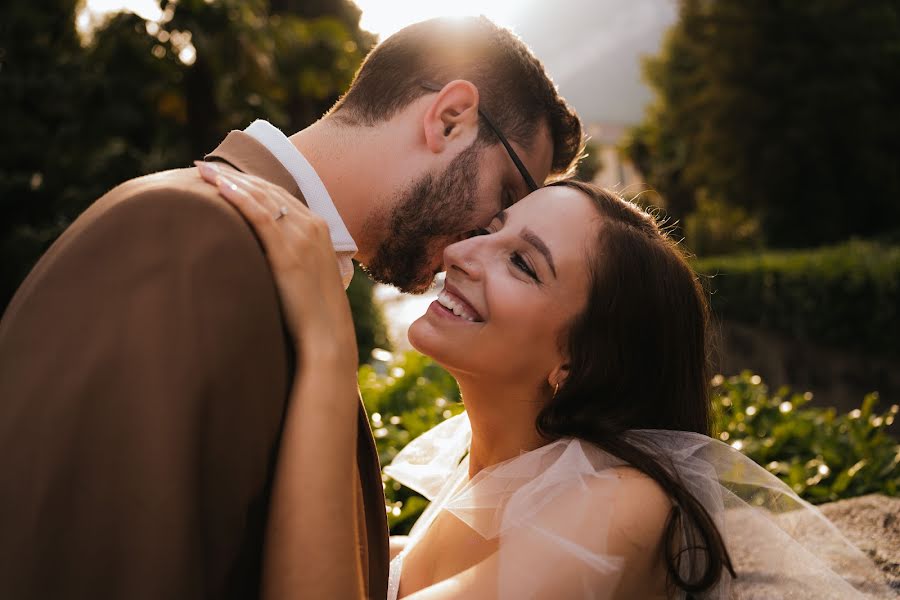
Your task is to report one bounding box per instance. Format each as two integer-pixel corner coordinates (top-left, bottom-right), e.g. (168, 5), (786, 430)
(694, 241), (900, 356)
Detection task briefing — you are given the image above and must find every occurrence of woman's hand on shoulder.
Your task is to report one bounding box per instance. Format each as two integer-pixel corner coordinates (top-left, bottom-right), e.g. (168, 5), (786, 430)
(196, 161), (358, 371)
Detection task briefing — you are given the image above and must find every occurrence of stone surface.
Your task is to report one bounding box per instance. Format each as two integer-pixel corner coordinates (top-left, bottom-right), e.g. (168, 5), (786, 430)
(727, 494), (899, 599)
(821, 494), (900, 593)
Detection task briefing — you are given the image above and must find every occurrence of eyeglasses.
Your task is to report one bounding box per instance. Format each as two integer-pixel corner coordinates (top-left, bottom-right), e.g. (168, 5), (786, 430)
(420, 82), (539, 193)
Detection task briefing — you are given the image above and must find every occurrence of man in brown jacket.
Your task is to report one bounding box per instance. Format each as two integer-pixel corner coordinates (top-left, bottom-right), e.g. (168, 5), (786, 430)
(0, 17), (582, 600)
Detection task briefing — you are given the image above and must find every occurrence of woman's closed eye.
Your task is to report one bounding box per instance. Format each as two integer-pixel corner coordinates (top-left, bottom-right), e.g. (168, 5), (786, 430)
(464, 225), (540, 282)
(510, 252), (539, 281)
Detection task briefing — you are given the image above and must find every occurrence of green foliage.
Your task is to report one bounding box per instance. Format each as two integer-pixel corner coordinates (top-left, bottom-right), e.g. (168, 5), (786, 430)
(626, 0), (900, 247)
(0, 0), (110, 309)
(360, 352), (899, 533)
(684, 192), (763, 256)
(693, 241), (900, 355)
(0, 0), (386, 348)
(0, 0), (373, 305)
(346, 263), (391, 364)
(358, 351), (462, 534)
(712, 372), (899, 503)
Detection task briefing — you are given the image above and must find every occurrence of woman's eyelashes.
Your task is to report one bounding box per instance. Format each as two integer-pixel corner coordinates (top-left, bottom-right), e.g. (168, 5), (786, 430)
(510, 252), (539, 281)
(464, 225), (540, 282)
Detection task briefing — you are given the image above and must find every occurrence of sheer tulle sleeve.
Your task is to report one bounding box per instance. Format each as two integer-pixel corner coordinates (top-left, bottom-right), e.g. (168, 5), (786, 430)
(384, 412), (472, 502)
(448, 440), (676, 598)
(385, 414), (895, 599)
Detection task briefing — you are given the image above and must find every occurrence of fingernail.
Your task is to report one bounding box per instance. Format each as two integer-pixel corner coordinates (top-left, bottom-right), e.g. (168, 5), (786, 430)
(217, 175), (246, 200)
(194, 161), (218, 179)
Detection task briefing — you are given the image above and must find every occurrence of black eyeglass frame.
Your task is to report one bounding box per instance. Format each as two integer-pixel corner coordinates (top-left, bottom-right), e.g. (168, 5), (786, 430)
(420, 81), (539, 193)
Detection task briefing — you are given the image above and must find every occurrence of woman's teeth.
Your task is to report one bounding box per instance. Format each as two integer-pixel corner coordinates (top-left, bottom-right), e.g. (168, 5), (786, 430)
(437, 290), (480, 322)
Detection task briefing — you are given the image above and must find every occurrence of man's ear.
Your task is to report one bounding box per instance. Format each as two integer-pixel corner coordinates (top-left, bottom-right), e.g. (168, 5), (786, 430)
(422, 80), (480, 154)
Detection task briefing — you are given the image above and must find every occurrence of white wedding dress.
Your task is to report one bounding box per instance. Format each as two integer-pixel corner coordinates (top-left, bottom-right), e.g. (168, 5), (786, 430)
(384, 412), (894, 599)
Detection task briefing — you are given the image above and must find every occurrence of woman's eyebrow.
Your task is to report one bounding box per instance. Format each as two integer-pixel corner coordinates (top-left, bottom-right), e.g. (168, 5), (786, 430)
(492, 210), (557, 278)
(522, 228), (557, 278)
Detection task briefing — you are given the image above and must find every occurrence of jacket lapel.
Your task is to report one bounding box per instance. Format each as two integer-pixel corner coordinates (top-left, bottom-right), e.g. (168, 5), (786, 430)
(206, 128), (390, 598)
(204, 131), (303, 204)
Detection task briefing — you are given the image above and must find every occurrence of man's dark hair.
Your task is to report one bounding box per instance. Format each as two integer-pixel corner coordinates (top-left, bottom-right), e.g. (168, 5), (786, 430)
(330, 16), (583, 177)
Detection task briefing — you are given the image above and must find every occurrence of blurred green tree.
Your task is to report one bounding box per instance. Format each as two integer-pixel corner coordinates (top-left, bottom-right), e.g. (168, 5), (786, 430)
(0, 0), (389, 356)
(625, 0), (900, 248)
(0, 0), (98, 314)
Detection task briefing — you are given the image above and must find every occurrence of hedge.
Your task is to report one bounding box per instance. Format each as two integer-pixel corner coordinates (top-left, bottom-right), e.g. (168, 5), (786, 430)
(692, 241), (900, 355)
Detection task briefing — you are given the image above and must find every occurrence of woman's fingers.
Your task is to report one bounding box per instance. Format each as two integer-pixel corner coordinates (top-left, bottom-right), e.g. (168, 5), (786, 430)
(208, 171), (333, 273)
(195, 159), (337, 264)
(196, 161), (311, 221)
(196, 162), (333, 251)
(196, 162), (280, 218)
(214, 174), (294, 264)
(194, 163), (352, 353)
(222, 171), (287, 218)
(216, 174), (271, 224)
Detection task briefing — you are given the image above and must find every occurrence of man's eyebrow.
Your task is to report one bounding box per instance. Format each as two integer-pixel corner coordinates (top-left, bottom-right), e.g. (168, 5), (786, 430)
(521, 227), (557, 278)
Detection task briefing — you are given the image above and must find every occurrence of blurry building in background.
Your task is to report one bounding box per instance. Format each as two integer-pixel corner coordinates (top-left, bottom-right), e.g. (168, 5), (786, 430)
(585, 122), (643, 191)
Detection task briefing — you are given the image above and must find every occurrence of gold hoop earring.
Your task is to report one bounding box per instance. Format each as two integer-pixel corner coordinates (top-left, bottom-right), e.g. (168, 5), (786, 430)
(553, 382), (560, 398)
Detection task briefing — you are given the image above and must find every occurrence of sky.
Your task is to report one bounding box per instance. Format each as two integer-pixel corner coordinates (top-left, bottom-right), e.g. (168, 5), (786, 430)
(81, 0), (677, 125)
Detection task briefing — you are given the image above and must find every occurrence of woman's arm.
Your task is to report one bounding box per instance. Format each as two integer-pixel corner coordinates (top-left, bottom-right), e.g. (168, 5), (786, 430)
(201, 162), (367, 600)
(265, 352), (363, 599)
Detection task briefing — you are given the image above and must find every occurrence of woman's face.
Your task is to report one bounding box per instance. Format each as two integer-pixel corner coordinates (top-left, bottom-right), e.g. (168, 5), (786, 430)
(408, 186), (599, 386)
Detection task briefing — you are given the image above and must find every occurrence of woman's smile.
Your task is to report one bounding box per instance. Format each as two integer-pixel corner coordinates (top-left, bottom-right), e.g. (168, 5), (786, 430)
(434, 284), (484, 322)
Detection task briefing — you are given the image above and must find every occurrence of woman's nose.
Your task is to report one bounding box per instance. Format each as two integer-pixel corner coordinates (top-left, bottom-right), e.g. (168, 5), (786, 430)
(443, 236), (483, 279)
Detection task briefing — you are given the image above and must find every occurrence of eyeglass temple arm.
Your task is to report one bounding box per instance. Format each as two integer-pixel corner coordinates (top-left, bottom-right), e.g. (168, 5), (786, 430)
(420, 82), (539, 193)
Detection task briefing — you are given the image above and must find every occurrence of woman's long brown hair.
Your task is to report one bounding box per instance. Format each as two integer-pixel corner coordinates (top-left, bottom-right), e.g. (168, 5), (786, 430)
(538, 180), (736, 595)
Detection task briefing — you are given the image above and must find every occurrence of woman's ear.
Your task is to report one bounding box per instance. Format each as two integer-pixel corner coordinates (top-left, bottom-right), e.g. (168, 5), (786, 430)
(422, 80), (480, 154)
(548, 363), (571, 395)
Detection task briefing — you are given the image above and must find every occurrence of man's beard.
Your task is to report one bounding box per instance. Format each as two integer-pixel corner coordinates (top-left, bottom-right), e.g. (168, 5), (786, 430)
(363, 142), (481, 293)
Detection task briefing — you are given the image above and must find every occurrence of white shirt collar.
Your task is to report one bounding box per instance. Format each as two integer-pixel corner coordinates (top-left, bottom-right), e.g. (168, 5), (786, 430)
(243, 119), (357, 287)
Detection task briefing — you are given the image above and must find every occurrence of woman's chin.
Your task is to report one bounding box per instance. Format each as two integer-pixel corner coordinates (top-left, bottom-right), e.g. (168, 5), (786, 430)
(408, 313), (483, 377)
(407, 317), (434, 356)
(408, 316), (454, 366)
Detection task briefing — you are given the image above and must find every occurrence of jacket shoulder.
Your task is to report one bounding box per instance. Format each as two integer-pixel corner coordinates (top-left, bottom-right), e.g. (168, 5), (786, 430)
(51, 167), (248, 259)
(97, 166), (231, 215)
(3, 166), (263, 324)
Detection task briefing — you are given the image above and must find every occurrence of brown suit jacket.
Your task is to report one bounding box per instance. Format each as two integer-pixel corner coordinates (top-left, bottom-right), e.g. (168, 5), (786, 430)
(0, 131), (389, 599)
